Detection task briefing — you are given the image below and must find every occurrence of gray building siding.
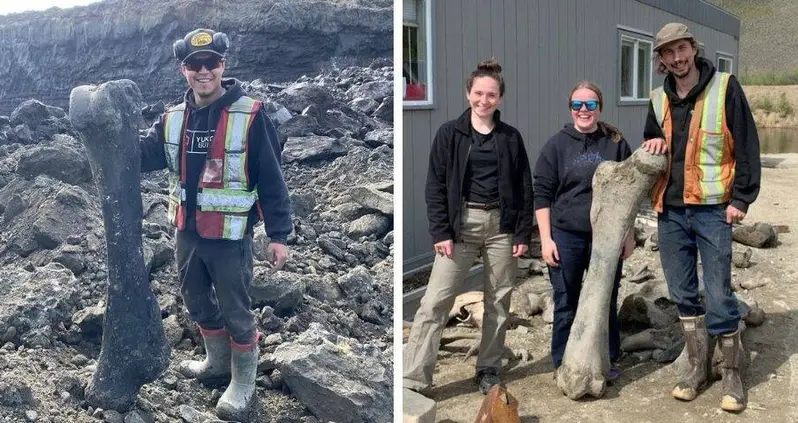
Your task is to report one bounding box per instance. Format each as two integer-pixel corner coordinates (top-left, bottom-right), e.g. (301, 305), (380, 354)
(403, 0), (739, 274)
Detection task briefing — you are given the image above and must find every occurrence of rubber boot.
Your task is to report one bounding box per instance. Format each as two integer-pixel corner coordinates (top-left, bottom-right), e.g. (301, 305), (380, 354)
(216, 336), (259, 421)
(719, 329), (746, 412)
(672, 315), (712, 401)
(178, 327), (231, 387)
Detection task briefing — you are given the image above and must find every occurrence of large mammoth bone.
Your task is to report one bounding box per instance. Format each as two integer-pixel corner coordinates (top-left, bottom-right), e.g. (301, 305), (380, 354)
(69, 80), (170, 411)
(556, 149), (667, 399)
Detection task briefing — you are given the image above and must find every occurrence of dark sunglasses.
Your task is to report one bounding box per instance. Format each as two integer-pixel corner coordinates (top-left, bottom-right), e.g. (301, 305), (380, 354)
(183, 56), (224, 72)
(569, 100), (600, 111)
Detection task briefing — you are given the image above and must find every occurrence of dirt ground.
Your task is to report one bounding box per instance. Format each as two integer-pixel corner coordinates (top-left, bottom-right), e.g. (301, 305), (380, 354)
(416, 153), (798, 422)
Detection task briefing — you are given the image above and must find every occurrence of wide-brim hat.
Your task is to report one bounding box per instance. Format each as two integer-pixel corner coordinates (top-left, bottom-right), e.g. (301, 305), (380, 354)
(654, 23), (694, 52)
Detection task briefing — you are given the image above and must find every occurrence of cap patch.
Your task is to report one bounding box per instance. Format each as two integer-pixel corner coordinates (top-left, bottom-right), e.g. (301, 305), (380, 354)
(190, 32), (213, 47)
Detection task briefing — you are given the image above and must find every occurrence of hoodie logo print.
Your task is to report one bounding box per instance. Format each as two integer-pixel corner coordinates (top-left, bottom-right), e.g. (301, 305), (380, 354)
(570, 152), (604, 169)
(187, 128), (216, 154)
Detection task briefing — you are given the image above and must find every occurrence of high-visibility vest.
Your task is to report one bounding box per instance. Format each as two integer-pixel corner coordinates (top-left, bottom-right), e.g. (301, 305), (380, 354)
(163, 96), (262, 240)
(649, 71), (735, 213)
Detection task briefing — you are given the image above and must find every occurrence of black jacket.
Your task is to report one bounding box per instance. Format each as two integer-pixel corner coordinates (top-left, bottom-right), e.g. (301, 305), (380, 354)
(644, 57), (761, 212)
(140, 78), (293, 243)
(425, 108), (534, 245)
(534, 124), (632, 233)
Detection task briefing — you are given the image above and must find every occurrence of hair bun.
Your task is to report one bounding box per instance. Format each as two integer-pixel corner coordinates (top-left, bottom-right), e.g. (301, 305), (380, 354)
(477, 58), (502, 74)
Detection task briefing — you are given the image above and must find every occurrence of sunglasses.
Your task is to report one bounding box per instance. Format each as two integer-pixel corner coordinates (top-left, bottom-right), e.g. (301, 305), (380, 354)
(183, 56), (224, 72)
(569, 100), (600, 111)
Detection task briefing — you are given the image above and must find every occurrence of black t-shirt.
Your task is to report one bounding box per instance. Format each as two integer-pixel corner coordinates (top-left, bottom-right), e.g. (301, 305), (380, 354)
(463, 127), (500, 203)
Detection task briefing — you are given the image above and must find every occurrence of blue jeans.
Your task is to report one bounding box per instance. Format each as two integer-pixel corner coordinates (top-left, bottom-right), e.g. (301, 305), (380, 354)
(548, 227), (621, 368)
(657, 205), (739, 336)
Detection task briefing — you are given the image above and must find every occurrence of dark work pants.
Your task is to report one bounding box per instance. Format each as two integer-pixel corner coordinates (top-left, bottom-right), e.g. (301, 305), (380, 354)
(657, 205), (739, 336)
(548, 227), (621, 368)
(175, 230), (257, 344)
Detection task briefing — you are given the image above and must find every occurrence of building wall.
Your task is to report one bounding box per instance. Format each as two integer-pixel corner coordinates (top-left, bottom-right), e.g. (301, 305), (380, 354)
(403, 0), (740, 273)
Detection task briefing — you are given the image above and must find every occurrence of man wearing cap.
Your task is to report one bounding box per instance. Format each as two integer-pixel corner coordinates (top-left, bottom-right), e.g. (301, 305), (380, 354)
(139, 28), (292, 420)
(641, 23), (760, 412)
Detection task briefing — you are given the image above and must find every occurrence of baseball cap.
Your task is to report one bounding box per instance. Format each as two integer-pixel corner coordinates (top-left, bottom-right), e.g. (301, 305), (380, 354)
(654, 23), (694, 52)
(176, 28), (229, 63)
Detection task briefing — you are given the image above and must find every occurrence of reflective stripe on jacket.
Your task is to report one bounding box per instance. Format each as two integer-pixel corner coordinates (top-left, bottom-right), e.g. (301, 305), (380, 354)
(163, 96), (261, 240)
(649, 71), (734, 212)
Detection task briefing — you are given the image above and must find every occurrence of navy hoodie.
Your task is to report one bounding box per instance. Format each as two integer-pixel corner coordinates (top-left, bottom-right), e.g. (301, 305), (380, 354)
(139, 78), (292, 243)
(534, 124), (632, 233)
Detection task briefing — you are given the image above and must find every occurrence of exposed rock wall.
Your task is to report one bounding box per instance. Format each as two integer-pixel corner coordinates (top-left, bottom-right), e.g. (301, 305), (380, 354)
(0, 0), (392, 114)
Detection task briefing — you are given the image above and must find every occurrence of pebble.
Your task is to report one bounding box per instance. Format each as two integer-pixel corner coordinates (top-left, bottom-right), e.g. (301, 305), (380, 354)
(24, 410), (37, 422)
(71, 354), (89, 366)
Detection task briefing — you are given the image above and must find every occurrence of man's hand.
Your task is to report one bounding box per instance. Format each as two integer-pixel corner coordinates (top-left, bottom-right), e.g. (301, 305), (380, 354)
(513, 244), (529, 258)
(641, 138), (668, 155)
(268, 242), (289, 271)
(541, 238), (559, 268)
(434, 240), (454, 259)
(726, 204), (746, 225)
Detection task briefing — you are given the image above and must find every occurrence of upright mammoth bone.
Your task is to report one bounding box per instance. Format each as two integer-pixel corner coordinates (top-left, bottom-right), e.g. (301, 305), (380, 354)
(69, 80), (170, 411)
(556, 148), (667, 399)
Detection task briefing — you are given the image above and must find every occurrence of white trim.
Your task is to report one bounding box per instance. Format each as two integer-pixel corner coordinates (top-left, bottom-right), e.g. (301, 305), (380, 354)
(716, 52), (734, 74)
(402, 0), (433, 108)
(616, 24), (653, 38)
(619, 32), (653, 103)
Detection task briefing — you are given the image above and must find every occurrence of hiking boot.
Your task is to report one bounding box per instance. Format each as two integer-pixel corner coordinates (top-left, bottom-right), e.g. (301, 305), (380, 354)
(216, 337), (259, 421)
(719, 330), (746, 412)
(672, 315), (712, 401)
(178, 327), (231, 388)
(474, 369), (503, 395)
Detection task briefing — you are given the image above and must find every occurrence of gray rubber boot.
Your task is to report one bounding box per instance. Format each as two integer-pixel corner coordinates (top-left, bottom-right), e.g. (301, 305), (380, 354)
(216, 340), (259, 421)
(672, 315), (712, 401)
(719, 329), (746, 412)
(178, 328), (232, 388)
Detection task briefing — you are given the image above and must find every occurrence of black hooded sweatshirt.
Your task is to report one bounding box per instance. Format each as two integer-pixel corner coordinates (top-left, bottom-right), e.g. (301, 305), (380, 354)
(533, 124), (632, 233)
(139, 78), (292, 243)
(643, 57), (760, 212)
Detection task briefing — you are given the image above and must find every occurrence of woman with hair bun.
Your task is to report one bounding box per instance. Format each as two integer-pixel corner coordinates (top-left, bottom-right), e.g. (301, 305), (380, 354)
(533, 80), (635, 385)
(404, 58), (534, 396)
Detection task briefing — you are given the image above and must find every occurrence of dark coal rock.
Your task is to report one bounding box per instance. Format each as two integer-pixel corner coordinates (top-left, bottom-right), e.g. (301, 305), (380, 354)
(270, 323), (392, 423)
(282, 136), (347, 163)
(16, 142), (92, 185)
(251, 269), (307, 317)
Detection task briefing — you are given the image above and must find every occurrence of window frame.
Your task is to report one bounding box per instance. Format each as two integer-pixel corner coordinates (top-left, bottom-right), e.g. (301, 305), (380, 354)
(402, 0), (434, 109)
(617, 27), (654, 106)
(716, 52), (734, 74)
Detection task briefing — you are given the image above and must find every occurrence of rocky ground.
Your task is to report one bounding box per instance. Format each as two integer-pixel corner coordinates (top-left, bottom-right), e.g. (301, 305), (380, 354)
(0, 61), (393, 423)
(406, 154), (798, 422)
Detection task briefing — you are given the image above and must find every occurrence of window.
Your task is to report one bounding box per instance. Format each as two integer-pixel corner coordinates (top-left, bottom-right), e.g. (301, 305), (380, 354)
(717, 53), (733, 73)
(403, 0), (432, 106)
(619, 34), (652, 102)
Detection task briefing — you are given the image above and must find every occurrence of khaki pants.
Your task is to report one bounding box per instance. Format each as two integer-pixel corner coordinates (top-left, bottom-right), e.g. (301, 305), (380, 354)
(403, 207), (517, 391)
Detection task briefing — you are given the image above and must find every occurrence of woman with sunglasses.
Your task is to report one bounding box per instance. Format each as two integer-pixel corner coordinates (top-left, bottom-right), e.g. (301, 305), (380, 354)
(533, 80), (634, 384)
(404, 58), (534, 396)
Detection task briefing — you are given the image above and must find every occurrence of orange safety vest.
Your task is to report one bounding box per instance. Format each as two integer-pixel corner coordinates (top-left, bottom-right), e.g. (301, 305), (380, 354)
(162, 96), (263, 240)
(648, 72), (735, 213)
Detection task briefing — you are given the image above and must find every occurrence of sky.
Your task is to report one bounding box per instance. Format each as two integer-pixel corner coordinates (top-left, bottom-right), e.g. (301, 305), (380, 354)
(0, 0), (101, 15)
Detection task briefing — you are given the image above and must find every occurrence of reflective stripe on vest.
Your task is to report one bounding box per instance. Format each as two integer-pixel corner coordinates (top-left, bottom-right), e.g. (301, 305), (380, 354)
(698, 72), (731, 203)
(163, 104), (185, 174)
(162, 96), (261, 240)
(650, 86), (667, 131)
